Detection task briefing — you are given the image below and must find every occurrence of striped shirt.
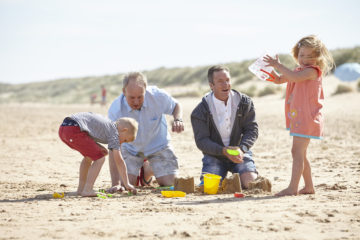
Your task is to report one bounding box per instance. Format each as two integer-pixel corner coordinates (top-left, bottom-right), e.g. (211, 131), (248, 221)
(70, 112), (120, 150)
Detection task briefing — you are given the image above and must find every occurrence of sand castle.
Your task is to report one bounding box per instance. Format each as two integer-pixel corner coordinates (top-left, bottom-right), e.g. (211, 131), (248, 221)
(174, 177), (195, 193)
(175, 174), (272, 194)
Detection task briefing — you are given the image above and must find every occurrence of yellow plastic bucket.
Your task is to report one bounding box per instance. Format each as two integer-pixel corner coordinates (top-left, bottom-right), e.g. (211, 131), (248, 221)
(203, 174), (221, 194)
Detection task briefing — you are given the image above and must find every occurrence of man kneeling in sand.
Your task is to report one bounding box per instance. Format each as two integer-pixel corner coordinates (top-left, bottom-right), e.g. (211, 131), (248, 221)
(191, 65), (258, 188)
(107, 72), (184, 191)
(58, 112), (138, 197)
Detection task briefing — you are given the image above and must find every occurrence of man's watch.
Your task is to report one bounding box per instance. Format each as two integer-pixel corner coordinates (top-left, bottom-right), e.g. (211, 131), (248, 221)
(240, 145), (249, 153)
(174, 118), (183, 122)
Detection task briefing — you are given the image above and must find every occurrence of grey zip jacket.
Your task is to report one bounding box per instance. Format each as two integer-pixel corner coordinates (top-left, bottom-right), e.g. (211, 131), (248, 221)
(191, 90), (258, 162)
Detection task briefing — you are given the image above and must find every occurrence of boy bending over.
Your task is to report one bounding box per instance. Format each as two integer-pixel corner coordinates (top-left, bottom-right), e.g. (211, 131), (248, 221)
(58, 112), (137, 197)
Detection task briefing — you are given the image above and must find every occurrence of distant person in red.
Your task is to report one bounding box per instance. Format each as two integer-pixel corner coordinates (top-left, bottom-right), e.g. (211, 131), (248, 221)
(101, 85), (107, 106)
(90, 94), (97, 105)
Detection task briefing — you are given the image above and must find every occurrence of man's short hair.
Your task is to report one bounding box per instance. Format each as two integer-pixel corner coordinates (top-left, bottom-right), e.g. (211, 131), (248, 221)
(116, 117), (138, 141)
(207, 65), (230, 84)
(123, 72), (147, 89)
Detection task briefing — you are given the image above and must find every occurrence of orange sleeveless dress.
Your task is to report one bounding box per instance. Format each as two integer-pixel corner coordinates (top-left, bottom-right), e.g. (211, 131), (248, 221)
(285, 65), (324, 139)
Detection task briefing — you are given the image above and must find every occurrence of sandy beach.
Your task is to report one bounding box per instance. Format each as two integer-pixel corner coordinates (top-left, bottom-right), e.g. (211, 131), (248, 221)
(0, 83), (359, 239)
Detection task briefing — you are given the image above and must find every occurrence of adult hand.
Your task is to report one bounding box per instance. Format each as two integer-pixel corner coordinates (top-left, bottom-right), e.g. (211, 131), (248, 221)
(223, 146), (244, 164)
(172, 119), (184, 133)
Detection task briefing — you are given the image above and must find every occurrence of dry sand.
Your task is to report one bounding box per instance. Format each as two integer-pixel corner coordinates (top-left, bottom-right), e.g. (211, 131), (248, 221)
(0, 89), (359, 239)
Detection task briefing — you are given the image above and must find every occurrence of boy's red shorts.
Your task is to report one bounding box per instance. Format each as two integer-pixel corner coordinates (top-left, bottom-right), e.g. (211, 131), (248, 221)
(59, 125), (106, 161)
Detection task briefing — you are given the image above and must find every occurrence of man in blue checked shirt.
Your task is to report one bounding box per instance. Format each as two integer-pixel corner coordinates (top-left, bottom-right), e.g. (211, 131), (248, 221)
(107, 72), (184, 191)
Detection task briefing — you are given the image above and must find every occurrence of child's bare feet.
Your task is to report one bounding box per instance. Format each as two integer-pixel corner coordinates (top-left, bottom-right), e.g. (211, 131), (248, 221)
(107, 185), (125, 193)
(298, 187), (315, 195)
(275, 187), (298, 197)
(80, 190), (98, 197)
(125, 184), (137, 195)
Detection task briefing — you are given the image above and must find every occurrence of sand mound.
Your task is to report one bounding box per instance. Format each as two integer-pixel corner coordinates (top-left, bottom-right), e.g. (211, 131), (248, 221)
(219, 173), (242, 194)
(248, 176), (272, 192)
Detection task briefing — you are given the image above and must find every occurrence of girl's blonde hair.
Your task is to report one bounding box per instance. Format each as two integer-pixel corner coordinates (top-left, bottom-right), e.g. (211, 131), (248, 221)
(292, 35), (335, 75)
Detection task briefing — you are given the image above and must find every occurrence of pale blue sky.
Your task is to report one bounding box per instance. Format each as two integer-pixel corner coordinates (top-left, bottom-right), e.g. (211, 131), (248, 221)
(1, 0), (359, 84)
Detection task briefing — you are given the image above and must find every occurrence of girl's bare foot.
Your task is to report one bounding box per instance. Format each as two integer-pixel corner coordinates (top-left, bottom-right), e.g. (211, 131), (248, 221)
(275, 187), (298, 197)
(298, 187), (315, 195)
(81, 190), (98, 197)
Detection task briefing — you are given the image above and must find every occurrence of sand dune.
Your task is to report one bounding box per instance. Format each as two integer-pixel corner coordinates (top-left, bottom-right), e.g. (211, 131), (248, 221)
(0, 90), (359, 239)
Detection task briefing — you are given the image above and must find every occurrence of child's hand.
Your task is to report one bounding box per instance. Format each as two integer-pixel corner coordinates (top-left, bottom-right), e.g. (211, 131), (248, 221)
(265, 70), (284, 84)
(125, 184), (137, 195)
(263, 54), (280, 68)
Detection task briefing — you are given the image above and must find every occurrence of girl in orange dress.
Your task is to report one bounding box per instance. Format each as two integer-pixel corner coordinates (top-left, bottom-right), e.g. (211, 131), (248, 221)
(263, 35), (334, 196)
